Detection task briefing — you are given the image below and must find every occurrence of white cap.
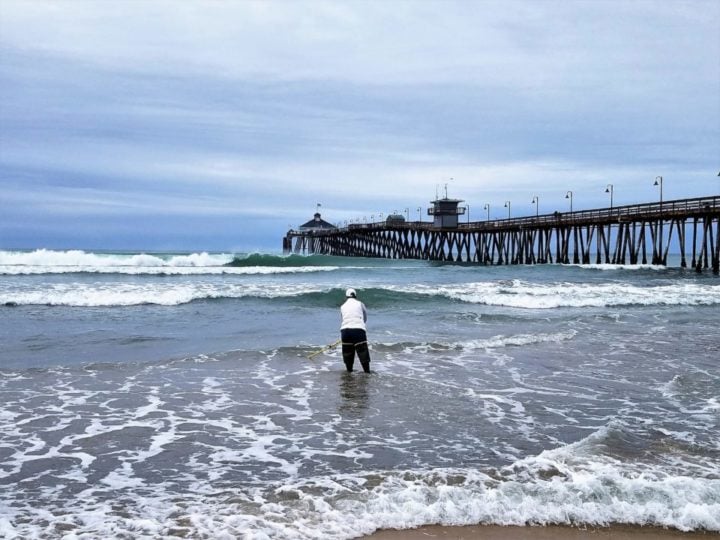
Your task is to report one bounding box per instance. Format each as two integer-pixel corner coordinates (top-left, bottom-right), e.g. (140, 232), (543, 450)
(345, 288), (356, 298)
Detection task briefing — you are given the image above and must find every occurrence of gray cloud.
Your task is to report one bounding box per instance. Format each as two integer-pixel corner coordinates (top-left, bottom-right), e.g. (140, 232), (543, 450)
(1, 0), (718, 250)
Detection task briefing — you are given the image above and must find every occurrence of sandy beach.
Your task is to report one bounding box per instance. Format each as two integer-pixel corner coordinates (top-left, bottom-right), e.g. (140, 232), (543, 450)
(365, 525), (711, 540)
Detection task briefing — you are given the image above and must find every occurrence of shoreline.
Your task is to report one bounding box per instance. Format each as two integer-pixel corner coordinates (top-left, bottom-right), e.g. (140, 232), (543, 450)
(364, 524), (712, 539)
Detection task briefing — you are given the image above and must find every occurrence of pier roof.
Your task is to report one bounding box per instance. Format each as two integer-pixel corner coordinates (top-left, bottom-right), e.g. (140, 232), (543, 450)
(299, 212), (336, 230)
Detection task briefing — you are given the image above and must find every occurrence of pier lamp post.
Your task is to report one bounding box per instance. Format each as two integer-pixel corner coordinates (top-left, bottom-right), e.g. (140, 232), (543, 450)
(484, 203), (490, 222)
(466, 204), (470, 223)
(605, 184), (614, 209)
(565, 191), (573, 213)
(405, 208), (409, 221)
(417, 207), (422, 222)
(379, 213), (383, 221)
(654, 176), (663, 205)
(504, 201), (511, 219)
(371, 214), (374, 223)
(532, 196), (539, 217)
(654, 176), (664, 264)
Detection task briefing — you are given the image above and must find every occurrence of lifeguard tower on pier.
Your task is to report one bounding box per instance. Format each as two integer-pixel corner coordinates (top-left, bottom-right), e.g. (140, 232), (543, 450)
(428, 198), (465, 228)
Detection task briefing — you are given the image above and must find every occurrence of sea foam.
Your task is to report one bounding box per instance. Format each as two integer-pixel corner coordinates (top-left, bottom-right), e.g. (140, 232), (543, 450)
(0, 282), (331, 306)
(400, 280), (720, 309)
(5, 461), (716, 539)
(0, 249), (233, 267)
(4, 278), (720, 308)
(0, 249), (340, 275)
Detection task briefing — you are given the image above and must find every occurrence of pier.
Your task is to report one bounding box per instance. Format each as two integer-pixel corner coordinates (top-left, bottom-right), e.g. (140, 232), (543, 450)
(283, 196), (720, 273)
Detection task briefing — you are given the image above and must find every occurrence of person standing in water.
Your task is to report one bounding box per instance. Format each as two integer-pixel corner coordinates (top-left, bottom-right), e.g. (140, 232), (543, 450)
(340, 288), (371, 373)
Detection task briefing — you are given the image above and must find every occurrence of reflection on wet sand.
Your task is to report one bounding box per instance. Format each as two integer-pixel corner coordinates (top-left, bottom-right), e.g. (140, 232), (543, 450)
(339, 371), (370, 415)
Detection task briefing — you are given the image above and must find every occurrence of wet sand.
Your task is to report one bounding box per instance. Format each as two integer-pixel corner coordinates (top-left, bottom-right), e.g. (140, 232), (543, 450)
(364, 524), (711, 539)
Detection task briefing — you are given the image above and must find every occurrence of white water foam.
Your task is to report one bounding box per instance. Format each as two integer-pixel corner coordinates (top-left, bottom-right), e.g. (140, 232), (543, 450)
(397, 280), (720, 309)
(3, 459), (717, 539)
(462, 330), (577, 350)
(351, 466), (720, 533)
(6, 275), (719, 308)
(570, 263), (668, 271)
(382, 330), (577, 355)
(275, 422), (720, 537)
(0, 282), (331, 306)
(0, 249), (233, 267)
(2, 360), (718, 539)
(0, 249), (340, 275)
(0, 265), (339, 276)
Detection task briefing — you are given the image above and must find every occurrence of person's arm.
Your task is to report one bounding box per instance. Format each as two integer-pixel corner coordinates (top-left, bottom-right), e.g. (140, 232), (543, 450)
(362, 303), (368, 322)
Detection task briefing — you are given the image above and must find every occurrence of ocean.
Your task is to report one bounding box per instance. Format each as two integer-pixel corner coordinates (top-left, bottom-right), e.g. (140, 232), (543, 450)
(1, 249), (719, 539)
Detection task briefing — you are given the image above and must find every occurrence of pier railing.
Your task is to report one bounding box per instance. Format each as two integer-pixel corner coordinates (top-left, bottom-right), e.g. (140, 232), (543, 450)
(326, 196), (719, 232)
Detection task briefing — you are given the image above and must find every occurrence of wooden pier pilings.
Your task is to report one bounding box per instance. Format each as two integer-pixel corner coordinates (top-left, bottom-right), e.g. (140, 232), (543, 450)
(284, 196), (720, 273)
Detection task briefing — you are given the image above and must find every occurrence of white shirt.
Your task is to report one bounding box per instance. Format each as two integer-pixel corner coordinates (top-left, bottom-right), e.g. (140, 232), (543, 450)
(340, 298), (367, 330)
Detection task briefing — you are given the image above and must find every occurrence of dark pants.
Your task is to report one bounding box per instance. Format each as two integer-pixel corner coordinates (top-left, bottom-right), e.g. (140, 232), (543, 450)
(341, 328), (371, 373)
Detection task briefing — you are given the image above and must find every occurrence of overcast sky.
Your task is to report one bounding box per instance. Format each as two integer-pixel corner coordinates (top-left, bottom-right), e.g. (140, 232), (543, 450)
(1, 0), (718, 251)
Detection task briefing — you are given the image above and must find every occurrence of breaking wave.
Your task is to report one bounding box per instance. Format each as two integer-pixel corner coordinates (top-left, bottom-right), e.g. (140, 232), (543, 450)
(225, 253), (378, 268)
(406, 280), (720, 309)
(3, 279), (720, 308)
(375, 330), (578, 353)
(0, 250), (349, 275)
(2, 423), (717, 539)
